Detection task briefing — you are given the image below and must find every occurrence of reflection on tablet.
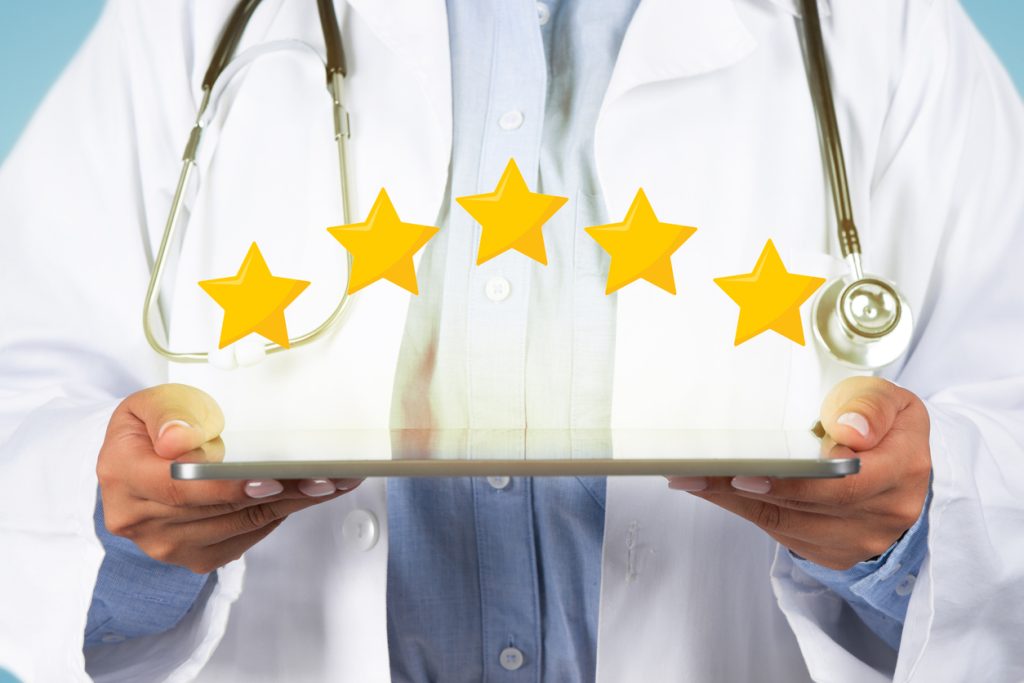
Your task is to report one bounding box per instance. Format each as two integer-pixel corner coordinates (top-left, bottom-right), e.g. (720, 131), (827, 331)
(178, 428), (826, 464)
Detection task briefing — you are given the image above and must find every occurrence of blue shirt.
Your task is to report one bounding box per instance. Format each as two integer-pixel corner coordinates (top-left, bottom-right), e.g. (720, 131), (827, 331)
(385, 0), (630, 679)
(85, 0), (929, 669)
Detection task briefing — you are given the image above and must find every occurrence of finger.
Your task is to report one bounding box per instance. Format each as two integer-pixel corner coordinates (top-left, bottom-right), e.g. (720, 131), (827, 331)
(701, 448), (896, 506)
(717, 486), (846, 516)
(688, 490), (843, 545)
(297, 478), (340, 497)
(722, 478), (902, 518)
(692, 488), (909, 562)
(127, 473), (357, 514)
(818, 432), (837, 457)
(206, 478), (361, 513)
(333, 478), (364, 492)
(195, 518), (289, 574)
(168, 494), (343, 546)
(820, 376), (912, 451)
(116, 489), (287, 525)
(174, 518), (288, 575)
(666, 476), (709, 492)
(125, 384), (226, 460)
(129, 456), (313, 507)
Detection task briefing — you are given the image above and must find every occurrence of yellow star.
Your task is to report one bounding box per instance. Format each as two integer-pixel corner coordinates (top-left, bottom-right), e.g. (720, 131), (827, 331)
(584, 188), (698, 295)
(198, 243), (310, 349)
(456, 158), (568, 265)
(714, 240), (826, 346)
(327, 189), (440, 295)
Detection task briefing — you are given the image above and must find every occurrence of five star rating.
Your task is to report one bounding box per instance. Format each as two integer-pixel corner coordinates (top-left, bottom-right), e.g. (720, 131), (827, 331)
(199, 158), (825, 350)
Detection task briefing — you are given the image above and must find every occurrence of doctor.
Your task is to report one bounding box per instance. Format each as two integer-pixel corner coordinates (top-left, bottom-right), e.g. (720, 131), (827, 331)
(0, 0), (1022, 681)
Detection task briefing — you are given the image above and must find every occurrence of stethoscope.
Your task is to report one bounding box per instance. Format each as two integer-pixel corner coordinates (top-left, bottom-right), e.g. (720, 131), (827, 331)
(143, 0), (351, 369)
(797, 0), (913, 368)
(143, 0), (913, 371)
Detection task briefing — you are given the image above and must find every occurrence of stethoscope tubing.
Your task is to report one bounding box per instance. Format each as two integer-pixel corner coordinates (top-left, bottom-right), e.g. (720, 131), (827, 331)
(143, 29), (353, 364)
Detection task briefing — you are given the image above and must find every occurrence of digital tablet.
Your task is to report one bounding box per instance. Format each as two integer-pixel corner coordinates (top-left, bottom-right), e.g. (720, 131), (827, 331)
(170, 427), (859, 479)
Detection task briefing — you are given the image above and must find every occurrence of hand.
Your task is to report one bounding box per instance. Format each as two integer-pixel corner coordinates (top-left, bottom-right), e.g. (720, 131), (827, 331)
(96, 383), (362, 574)
(667, 376), (932, 570)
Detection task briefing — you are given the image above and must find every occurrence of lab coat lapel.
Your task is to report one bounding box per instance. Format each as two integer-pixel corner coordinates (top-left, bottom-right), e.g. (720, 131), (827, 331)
(188, 0), (454, 144)
(603, 0), (758, 107)
(596, 3), (851, 677)
(344, 0), (453, 155)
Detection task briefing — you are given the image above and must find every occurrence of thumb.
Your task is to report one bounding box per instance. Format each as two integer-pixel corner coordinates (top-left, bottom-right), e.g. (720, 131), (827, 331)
(819, 376), (911, 451)
(126, 383), (225, 460)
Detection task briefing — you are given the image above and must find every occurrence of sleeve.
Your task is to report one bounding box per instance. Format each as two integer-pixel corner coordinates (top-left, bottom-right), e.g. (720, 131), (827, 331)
(769, 2), (1024, 682)
(790, 488), (932, 650)
(85, 495), (212, 648)
(0, 2), (245, 681)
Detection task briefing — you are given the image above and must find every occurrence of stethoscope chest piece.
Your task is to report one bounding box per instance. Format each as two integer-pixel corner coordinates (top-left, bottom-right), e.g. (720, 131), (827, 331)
(812, 274), (914, 370)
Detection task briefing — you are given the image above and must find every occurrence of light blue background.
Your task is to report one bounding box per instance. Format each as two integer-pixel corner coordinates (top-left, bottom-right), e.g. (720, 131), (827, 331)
(0, 1), (1021, 162)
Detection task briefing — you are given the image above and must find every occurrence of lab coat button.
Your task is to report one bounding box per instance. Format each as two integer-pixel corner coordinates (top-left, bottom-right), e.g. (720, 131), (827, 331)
(536, 2), (551, 25)
(499, 646), (524, 671)
(485, 277), (512, 301)
(487, 476), (511, 490)
(498, 110), (525, 131)
(342, 509), (379, 552)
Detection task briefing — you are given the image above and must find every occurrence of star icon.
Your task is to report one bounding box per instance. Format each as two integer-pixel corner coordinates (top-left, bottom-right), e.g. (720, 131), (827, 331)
(714, 239), (826, 346)
(584, 188), (698, 295)
(198, 243), (310, 349)
(328, 189), (440, 295)
(456, 158), (568, 265)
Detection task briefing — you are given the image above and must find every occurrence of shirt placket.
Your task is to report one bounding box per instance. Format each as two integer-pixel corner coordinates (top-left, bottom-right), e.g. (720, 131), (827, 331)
(456, 0), (547, 680)
(462, 5), (546, 433)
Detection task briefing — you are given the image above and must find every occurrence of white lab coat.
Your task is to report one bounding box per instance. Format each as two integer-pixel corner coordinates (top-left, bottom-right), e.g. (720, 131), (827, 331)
(1, 0), (1022, 681)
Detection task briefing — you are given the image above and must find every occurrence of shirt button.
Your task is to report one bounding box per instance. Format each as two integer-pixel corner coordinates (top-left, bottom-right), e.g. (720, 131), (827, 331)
(101, 634), (125, 644)
(499, 646), (525, 671)
(342, 509), (379, 552)
(536, 2), (551, 25)
(498, 110), (525, 131)
(894, 573), (916, 597)
(487, 476), (511, 490)
(485, 277), (511, 302)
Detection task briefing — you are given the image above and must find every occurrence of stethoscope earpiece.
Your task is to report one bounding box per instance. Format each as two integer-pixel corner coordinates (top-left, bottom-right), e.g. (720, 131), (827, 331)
(812, 275), (914, 370)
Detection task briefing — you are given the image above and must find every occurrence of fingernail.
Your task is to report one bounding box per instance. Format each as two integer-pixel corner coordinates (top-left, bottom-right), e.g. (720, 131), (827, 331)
(731, 477), (772, 494)
(157, 419), (192, 441)
(299, 479), (336, 497)
(837, 412), (870, 438)
(245, 479), (284, 499)
(668, 476), (708, 492)
(334, 479), (359, 492)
